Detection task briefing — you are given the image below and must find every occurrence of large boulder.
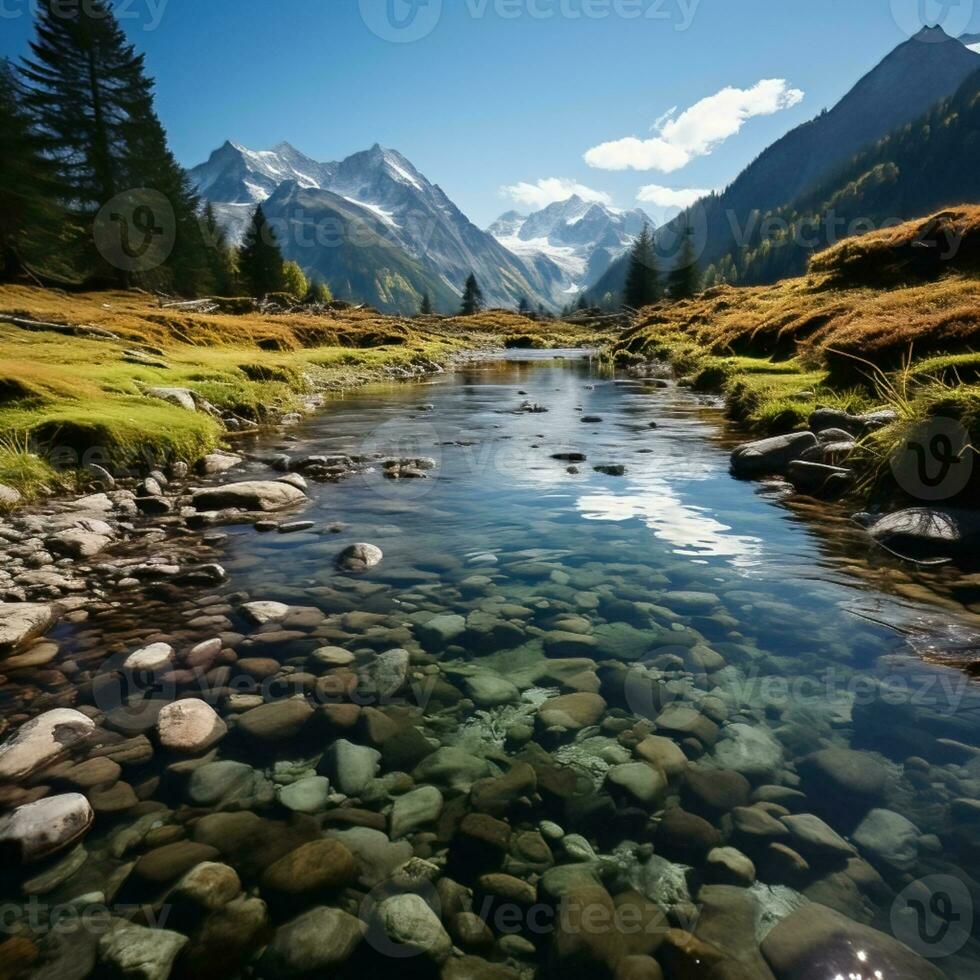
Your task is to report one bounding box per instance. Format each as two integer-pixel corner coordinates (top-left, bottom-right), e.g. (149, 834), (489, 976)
(730, 432), (818, 478)
(192, 481), (307, 512)
(0, 708), (95, 781)
(0, 793), (94, 863)
(866, 508), (980, 562)
(762, 902), (944, 980)
(0, 602), (58, 653)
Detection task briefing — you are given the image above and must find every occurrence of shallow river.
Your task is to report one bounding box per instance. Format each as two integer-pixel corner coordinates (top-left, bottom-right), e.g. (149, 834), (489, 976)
(6, 350), (980, 979)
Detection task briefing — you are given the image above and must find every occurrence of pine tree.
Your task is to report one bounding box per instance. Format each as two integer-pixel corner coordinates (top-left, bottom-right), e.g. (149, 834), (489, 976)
(667, 218), (700, 300)
(0, 58), (58, 279)
(623, 225), (660, 310)
(419, 291), (432, 315)
(576, 294), (589, 311)
(459, 273), (484, 315)
(21, 0), (208, 291)
(517, 296), (530, 315)
(201, 202), (237, 294)
(238, 205), (285, 297)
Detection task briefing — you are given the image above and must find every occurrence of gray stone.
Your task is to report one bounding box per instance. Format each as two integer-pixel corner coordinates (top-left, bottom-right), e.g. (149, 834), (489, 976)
(323, 739), (381, 796)
(867, 508), (980, 562)
(730, 432), (818, 478)
(336, 543), (383, 571)
(279, 776), (331, 814)
(852, 808), (920, 871)
(192, 480), (307, 512)
(146, 386), (197, 411)
(265, 907), (365, 974)
(712, 723), (784, 781)
(240, 600), (291, 625)
(375, 893), (452, 962)
(98, 921), (189, 979)
(188, 761), (274, 809)
(390, 785), (444, 839)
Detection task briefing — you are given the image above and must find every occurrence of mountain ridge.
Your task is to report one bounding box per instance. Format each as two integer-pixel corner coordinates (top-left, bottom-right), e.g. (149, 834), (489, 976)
(189, 141), (557, 313)
(590, 25), (980, 301)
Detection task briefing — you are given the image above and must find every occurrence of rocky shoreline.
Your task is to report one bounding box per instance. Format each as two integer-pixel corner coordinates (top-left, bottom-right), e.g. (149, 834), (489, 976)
(0, 362), (977, 980)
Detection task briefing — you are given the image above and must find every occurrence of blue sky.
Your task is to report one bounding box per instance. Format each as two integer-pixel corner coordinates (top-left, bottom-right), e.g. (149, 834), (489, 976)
(3, 0), (979, 226)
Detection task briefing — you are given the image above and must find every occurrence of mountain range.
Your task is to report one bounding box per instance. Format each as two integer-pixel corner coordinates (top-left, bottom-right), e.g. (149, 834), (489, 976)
(190, 141), (584, 313)
(487, 196), (649, 299)
(589, 25), (980, 301)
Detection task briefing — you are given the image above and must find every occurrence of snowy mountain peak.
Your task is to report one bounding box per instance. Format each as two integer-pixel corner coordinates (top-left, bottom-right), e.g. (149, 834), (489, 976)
(189, 138), (560, 314)
(488, 195), (650, 298)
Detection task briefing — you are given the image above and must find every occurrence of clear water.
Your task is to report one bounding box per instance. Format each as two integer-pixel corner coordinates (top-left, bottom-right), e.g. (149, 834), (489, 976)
(10, 351), (980, 976)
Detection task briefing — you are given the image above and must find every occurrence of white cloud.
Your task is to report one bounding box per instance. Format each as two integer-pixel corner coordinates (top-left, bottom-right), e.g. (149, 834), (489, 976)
(584, 78), (804, 172)
(502, 177), (612, 210)
(636, 184), (714, 208)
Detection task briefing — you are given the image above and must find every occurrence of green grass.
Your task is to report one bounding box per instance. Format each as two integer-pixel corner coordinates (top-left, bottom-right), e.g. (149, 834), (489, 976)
(0, 286), (597, 501)
(0, 433), (65, 505)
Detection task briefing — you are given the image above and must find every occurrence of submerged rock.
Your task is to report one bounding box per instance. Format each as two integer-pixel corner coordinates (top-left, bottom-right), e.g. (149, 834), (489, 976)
(156, 699), (227, 753)
(263, 906), (365, 974)
(762, 902), (944, 980)
(0, 708), (95, 781)
(0, 793), (94, 863)
(0, 602), (58, 652)
(97, 922), (189, 980)
(866, 508), (980, 562)
(336, 543), (383, 571)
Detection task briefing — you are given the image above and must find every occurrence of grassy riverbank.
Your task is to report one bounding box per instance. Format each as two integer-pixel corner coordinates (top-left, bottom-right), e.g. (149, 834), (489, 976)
(612, 207), (980, 504)
(0, 286), (599, 504)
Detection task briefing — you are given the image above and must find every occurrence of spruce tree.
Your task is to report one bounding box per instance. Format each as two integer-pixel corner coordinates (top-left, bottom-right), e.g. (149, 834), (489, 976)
(517, 296), (530, 315)
(419, 291), (432, 315)
(0, 58), (58, 279)
(21, 0), (208, 291)
(238, 205), (285, 297)
(667, 219), (700, 299)
(201, 202), (238, 295)
(624, 225), (660, 310)
(459, 273), (484, 315)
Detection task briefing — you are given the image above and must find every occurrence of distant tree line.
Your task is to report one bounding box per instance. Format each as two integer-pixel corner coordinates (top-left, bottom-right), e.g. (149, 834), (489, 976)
(0, 0), (330, 302)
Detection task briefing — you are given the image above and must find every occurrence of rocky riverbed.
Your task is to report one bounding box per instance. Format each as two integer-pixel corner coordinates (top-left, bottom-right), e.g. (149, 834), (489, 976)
(0, 352), (978, 980)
